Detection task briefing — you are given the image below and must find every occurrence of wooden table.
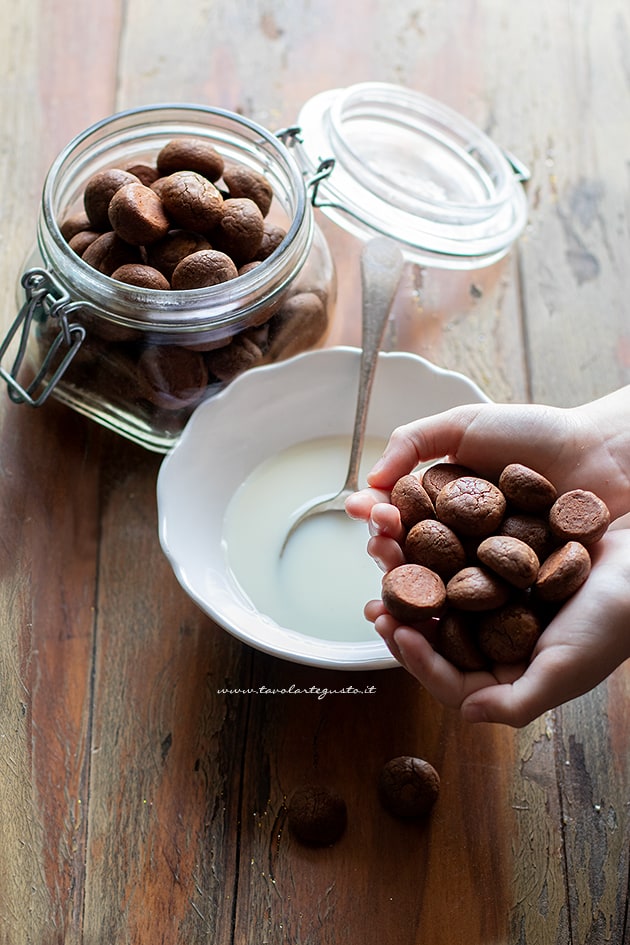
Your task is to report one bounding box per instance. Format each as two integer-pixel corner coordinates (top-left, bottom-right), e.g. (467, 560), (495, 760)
(1, 3), (629, 943)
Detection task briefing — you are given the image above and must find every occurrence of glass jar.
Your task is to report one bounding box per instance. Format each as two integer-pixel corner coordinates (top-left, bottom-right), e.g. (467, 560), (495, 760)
(289, 81), (529, 350)
(2, 105), (336, 451)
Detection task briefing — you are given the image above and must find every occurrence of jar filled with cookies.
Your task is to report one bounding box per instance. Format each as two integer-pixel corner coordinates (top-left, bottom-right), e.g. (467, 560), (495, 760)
(3, 105), (336, 451)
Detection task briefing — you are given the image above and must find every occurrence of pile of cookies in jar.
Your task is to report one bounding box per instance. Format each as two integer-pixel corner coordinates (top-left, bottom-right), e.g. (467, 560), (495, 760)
(49, 135), (330, 436)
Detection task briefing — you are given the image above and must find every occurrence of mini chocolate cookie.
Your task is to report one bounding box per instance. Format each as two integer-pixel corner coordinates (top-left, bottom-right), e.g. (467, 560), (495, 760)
(171, 249), (238, 290)
(498, 463), (557, 513)
(212, 196), (264, 263)
(81, 231), (142, 276)
(264, 292), (328, 360)
(257, 223), (287, 259)
(222, 164), (274, 217)
(404, 519), (467, 579)
(157, 170), (224, 233)
(83, 167), (141, 229)
(478, 602), (541, 663)
(156, 137), (225, 182)
(499, 513), (555, 561)
(534, 540), (591, 602)
(381, 564), (446, 623)
(110, 263), (171, 290)
(205, 334), (264, 381)
(548, 489), (611, 545)
(60, 211), (93, 242)
(437, 611), (487, 671)
(421, 462), (475, 503)
(446, 566), (511, 612)
(136, 344), (208, 410)
(435, 476), (506, 538)
(68, 229), (101, 256)
(287, 784), (347, 847)
(123, 162), (159, 186)
(146, 229), (212, 280)
(378, 756), (440, 818)
(390, 475), (435, 529)
(238, 261), (262, 277)
(108, 181), (171, 245)
(476, 535), (540, 589)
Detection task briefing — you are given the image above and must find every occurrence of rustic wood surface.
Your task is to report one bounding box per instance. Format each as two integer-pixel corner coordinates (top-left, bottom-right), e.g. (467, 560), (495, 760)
(1, 2), (629, 944)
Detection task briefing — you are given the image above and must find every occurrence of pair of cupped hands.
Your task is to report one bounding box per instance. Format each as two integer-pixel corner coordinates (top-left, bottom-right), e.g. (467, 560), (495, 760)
(345, 389), (630, 728)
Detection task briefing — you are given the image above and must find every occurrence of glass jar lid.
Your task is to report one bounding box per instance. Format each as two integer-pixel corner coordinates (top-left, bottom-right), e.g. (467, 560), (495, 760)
(295, 82), (529, 268)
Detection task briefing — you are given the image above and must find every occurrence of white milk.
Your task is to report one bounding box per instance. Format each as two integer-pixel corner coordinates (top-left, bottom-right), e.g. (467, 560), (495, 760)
(222, 435), (386, 642)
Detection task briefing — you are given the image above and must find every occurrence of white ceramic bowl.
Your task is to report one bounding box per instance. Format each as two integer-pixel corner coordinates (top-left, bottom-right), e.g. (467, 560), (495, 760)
(157, 347), (490, 670)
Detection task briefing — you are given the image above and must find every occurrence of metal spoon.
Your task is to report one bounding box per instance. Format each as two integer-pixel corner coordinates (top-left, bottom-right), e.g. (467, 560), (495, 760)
(280, 237), (404, 555)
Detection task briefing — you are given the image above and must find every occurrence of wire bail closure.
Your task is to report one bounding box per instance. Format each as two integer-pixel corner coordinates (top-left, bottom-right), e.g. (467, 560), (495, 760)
(277, 125), (405, 236)
(276, 126), (337, 209)
(277, 117), (531, 255)
(0, 268), (85, 407)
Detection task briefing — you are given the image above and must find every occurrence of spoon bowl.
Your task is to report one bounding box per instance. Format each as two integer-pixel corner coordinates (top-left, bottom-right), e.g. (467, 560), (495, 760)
(280, 237), (404, 554)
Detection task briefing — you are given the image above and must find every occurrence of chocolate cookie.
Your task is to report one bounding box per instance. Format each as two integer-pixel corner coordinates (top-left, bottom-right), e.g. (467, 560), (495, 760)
(136, 344), (208, 410)
(81, 231), (142, 276)
(212, 196), (264, 263)
(421, 462), (475, 503)
(381, 564), (446, 623)
(157, 170), (224, 233)
(390, 474), (435, 529)
(83, 167), (141, 229)
(171, 249), (238, 289)
(60, 211), (93, 241)
(437, 611), (487, 671)
(205, 334), (264, 381)
(534, 540), (591, 602)
(446, 566), (511, 611)
(146, 229), (212, 280)
(476, 534), (540, 589)
(404, 519), (467, 579)
(68, 229), (101, 256)
(110, 263), (170, 290)
(222, 164), (274, 217)
(156, 137), (225, 182)
(108, 181), (171, 245)
(378, 756), (440, 819)
(548, 489), (611, 545)
(499, 513), (555, 561)
(498, 463), (557, 513)
(478, 602), (542, 663)
(435, 475), (506, 538)
(257, 223), (287, 259)
(287, 785), (347, 847)
(264, 292), (329, 361)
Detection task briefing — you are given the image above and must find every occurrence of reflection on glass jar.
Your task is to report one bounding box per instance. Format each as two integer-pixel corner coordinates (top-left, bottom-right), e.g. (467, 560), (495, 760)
(6, 105), (336, 451)
(292, 81), (528, 351)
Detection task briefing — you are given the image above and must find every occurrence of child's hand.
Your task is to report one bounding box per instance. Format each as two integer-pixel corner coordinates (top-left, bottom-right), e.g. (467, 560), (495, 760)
(347, 391), (630, 524)
(345, 390), (630, 725)
(364, 528), (630, 727)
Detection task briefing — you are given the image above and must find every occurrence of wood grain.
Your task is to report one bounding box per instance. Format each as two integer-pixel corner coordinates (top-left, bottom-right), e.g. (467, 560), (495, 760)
(231, 657), (516, 945)
(0, 1), (629, 943)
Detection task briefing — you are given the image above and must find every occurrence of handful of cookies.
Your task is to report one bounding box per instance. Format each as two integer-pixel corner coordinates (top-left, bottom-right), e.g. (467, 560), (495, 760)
(381, 462), (611, 668)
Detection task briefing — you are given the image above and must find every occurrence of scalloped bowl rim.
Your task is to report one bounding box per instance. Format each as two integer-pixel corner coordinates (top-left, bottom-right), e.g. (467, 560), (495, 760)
(157, 347), (490, 670)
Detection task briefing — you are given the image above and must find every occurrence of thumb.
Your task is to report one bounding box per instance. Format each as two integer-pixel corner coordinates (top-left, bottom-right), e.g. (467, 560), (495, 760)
(368, 404), (484, 489)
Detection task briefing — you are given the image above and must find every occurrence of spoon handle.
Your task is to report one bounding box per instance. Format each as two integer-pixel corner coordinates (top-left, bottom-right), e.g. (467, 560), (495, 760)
(342, 238), (405, 494)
